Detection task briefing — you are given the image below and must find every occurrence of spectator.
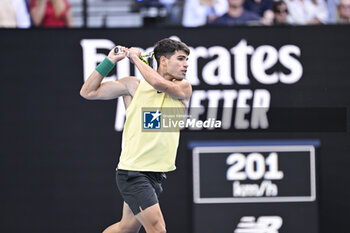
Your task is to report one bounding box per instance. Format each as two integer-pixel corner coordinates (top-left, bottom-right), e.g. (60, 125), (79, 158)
(272, 0), (292, 24)
(244, 0), (274, 25)
(327, 0), (339, 23)
(209, 0), (260, 26)
(0, 0), (31, 28)
(29, 0), (73, 27)
(183, 0), (228, 27)
(285, 0), (328, 25)
(336, 0), (350, 23)
(159, 0), (182, 25)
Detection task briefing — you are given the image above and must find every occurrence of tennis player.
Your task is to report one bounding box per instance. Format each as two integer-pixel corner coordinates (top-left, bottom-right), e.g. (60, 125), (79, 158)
(80, 38), (192, 233)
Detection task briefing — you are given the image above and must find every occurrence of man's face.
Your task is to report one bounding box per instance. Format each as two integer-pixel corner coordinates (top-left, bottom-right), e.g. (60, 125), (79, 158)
(228, 0), (244, 8)
(339, 0), (350, 18)
(165, 50), (189, 80)
(275, 3), (288, 23)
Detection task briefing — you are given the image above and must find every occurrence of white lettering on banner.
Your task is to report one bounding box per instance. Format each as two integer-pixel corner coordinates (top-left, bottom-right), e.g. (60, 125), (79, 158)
(251, 45), (279, 84)
(251, 89), (270, 129)
(202, 46), (233, 85)
(115, 98), (126, 131)
(250, 43), (302, 85)
(80, 39), (155, 82)
(234, 216), (283, 233)
(231, 40), (253, 85)
(186, 46), (205, 85)
(279, 45), (303, 84)
(235, 90), (253, 129)
(189, 89), (270, 130)
(80, 37), (303, 131)
(80, 39), (116, 82)
(80, 38), (303, 85)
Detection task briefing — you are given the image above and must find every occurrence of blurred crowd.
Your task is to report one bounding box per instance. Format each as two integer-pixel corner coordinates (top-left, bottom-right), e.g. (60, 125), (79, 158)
(0, 0), (73, 28)
(182, 0), (350, 26)
(0, 0), (349, 28)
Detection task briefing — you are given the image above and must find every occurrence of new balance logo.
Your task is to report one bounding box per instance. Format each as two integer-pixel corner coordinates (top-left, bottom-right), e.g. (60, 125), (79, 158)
(143, 110), (161, 129)
(234, 216), (283, 233)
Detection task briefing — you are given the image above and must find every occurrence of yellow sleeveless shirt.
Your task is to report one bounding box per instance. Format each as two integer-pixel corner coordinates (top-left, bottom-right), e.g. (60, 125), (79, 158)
(118, 80), (183, 172)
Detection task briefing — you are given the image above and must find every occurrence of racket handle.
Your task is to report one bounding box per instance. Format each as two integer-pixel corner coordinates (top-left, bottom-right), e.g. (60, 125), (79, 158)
(114, 47), (120, 54)
(114, 47), (129, 58)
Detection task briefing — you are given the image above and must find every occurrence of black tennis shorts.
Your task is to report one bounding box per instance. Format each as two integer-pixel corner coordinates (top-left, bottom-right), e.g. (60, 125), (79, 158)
(116, 169), (167, 215)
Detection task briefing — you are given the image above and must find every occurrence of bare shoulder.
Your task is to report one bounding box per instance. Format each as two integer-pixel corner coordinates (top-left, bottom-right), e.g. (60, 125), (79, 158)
(174, 79), (192, 99)
(174, 78), (191, 86)
(119, 76), (140, 85)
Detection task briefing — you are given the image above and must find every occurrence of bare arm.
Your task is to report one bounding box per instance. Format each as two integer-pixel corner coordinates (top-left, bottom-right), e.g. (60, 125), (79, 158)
(65, 9), (74, 28)
(128, 48), (192, 101)
(80, 46), (139, 100)
(80, 73), (139, 100)
(30, 0), (48, 26)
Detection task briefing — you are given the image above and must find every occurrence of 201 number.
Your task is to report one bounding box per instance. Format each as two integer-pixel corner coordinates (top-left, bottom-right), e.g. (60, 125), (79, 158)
(226, 152), (284, 180)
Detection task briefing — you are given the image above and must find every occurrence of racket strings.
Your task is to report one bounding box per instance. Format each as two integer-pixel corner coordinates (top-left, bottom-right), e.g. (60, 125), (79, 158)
(139, 52), (155, 66)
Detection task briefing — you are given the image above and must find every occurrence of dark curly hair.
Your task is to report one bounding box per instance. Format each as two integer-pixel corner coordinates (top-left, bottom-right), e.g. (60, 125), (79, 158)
(153, 38), (190, 67)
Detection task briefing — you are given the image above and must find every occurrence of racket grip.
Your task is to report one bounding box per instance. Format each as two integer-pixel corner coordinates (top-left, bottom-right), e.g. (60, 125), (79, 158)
(114, 47), (120, 54)
(114, 47), (129, 58)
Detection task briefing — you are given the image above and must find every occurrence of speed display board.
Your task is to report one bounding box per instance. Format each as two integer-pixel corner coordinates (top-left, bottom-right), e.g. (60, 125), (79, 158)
(193, 145), (316, 203)
(191, 141), (319, 233)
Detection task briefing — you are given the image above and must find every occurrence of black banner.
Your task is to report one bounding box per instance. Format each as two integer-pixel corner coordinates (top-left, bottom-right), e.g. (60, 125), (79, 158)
(0, 26), (350, 233)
